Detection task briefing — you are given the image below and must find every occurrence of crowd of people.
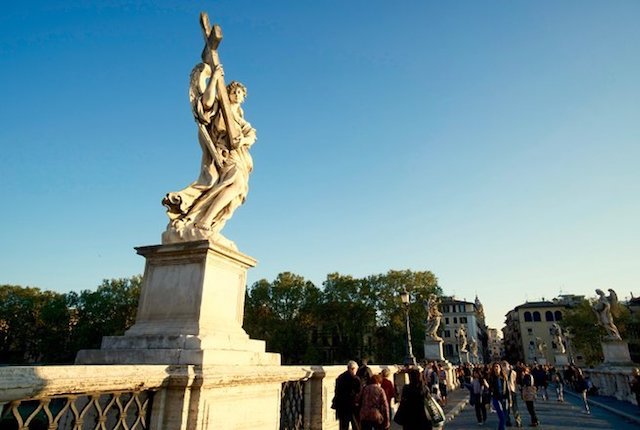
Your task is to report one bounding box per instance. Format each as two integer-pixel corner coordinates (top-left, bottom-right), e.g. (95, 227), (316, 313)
(332, 359), (448, 430)
(456, 361), (597, 428)
(333, 359), (601, 430)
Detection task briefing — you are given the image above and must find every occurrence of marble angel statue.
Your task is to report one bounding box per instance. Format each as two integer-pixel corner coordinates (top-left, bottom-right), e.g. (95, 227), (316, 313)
(456, 325), (468, 352)
(592, 288), (622, 340)
(469, 337), (478, 359)
(162, 16), (257, 249)
(424, 294), (443, 341)
(551, 323), (566, 354)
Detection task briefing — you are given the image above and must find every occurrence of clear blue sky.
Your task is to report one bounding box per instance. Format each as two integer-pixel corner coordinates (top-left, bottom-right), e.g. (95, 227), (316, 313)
(1, 1), (639, 330)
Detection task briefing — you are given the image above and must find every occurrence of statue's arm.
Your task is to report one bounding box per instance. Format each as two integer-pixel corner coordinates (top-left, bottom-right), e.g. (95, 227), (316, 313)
(202, 65), (224, 110)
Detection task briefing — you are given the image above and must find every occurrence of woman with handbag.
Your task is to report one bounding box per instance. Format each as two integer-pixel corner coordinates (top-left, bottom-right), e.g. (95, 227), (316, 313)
(521, 366), (539, 427)
(359, 374), (390, 430)
(394, 369), (433, 430)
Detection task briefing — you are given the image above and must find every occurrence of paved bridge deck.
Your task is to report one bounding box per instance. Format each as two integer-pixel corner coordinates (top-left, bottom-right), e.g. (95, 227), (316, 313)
(391, 385), (640, 429)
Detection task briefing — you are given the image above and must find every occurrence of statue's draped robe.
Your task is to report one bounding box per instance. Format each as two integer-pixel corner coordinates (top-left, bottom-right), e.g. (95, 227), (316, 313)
(163, 64), (256, 237)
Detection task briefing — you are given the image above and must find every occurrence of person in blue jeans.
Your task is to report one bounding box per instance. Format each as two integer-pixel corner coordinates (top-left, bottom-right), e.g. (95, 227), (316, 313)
(488, 362), (509, 430)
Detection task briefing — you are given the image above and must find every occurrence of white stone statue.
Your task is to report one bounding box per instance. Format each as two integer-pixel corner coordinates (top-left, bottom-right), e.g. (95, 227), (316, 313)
(551, 323), (566, 354)
(592, 288), (622, 340)
(457, 325), (468, 353)
(469, 337), (478, 359)
(424, 294), (443, 341)
(535, 337), (547, 356)
(162, 14), (257, 249)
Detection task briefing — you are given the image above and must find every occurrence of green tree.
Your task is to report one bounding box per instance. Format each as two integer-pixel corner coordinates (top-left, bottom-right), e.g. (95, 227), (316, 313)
(69, 276), (141, 354)
(363, 270), (441, 363)
(0, 285), (72, 364)
(244, 272), (321, 364)
(320, 273), (377, 363)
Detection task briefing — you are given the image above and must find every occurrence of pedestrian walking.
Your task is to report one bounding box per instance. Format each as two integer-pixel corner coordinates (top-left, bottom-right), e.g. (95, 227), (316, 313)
(575, 369), (591, 414)
(630, 368), (640, 411)
(394, 369), (433, 430)
(333, 361), (362, 430)
(488, 362), (509, 430)
(521, 366), (539, 427)
(359, 374), (390, 430)
(552, 370), (564, 402)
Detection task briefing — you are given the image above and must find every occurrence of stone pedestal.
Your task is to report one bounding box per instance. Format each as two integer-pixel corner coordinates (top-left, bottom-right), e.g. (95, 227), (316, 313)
(76, 240), (280, 366)
(459, 351), (470, 364)
(554, 353), (569, 366)
(536, 357), (547, 365)
(424, 339), (444, 361)
(601, 340), (633, 365)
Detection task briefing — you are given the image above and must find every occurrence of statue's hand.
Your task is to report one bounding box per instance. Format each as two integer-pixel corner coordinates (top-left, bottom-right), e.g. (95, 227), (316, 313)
(213, 64), (224, 80)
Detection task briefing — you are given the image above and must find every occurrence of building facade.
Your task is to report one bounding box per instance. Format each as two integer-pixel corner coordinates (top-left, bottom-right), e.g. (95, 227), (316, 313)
(440, 296), (488, 364)
(487, 328), (504, 362)
(502, 299), (587, 366)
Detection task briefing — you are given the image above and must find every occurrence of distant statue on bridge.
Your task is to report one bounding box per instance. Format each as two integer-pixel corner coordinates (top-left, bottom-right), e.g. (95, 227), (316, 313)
(551, 323), (566, 354)
(592, 288), (622, 341)
(424, 294), (443, 341)
(535, 337), (547, 357)
(162, 13), (257, 249)
(456, 325), (468, 353)
(469, 337), (478, 360)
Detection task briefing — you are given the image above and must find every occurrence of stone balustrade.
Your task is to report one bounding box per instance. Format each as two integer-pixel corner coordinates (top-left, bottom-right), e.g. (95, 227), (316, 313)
(583, 367), (637, 405)
(0, 363), (414, 429)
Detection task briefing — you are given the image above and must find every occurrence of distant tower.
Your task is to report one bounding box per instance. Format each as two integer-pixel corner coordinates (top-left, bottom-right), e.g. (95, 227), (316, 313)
(475, 295), (485, 322)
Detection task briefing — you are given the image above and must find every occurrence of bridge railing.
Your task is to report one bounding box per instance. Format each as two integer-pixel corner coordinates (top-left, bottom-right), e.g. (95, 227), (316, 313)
(0, 364), (412, 429)
(583, 367), (637, 404)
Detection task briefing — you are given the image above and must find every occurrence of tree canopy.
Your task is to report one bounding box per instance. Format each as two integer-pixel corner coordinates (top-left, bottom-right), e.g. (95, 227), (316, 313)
(2, 269), (441, 365)
(244, 269), (441, 365)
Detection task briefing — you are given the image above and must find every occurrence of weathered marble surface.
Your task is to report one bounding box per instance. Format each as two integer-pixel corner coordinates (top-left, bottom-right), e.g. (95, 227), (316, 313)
(593, 288), (622, 340)
(424, 339), (444, 361)
(161, 14), (257, 250)
(424, 294), (443, 341)
(76, 240), (279, 366)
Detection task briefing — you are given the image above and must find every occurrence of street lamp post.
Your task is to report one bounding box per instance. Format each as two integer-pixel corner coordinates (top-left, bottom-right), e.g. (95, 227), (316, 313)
(400, 288), (417, 367)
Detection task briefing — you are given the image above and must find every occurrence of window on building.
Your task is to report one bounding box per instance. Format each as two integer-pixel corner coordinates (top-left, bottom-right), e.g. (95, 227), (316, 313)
(453, 317), (458, 324)
(444, 330), (451, 338)
(460, 317), (467, 323)
(445, 344), (454, 356)
(551, 341), (557, 349)
(442, 305), (450, 313)
(524, 311), (532, 322)
(533, 311), (541, 322)
(545, 311), (554, 321)
(445, 317), (449, 324)
(527, 328), (533, 335)
(555, 311), (563, 321)
(459, 304), (465, 312)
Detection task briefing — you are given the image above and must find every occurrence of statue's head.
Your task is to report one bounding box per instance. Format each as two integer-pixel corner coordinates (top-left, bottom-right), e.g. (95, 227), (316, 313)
(595, 288), (605, 296)
(227, 81), (247, 104)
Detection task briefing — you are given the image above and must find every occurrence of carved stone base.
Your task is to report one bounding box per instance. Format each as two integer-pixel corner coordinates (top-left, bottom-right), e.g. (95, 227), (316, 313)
(76, 240), (280, 366)
(601, 340), (632, 365)
(554, 353), (569, 366)
(459, 351), (470, 364)
(424, 340), (444, 361)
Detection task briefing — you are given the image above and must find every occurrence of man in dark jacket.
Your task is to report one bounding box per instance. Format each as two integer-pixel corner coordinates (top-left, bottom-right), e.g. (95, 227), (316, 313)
(334, 360), (362, 430)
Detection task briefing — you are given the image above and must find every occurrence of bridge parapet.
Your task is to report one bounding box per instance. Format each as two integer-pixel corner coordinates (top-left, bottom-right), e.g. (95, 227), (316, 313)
(583, 367), (637, 404)
(0, 364), (407, 429)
